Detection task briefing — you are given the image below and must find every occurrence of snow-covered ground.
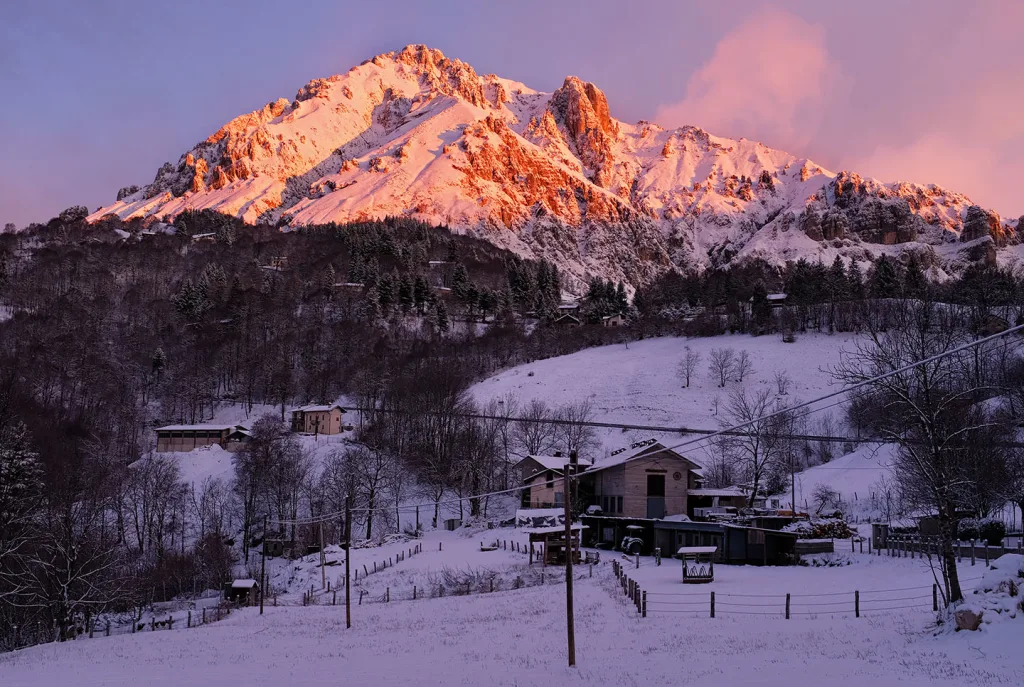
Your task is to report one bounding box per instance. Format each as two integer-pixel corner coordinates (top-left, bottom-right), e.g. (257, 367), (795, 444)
(3, 528), (1021, 686)
(471, 332), (856, 460)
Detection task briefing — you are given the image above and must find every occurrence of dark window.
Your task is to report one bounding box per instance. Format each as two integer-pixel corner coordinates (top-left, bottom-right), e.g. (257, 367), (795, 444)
(616, 496), (623, 513)
(545, 470), (554, 488)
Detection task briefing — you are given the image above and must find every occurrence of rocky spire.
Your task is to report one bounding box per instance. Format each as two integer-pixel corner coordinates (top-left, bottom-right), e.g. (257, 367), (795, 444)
(547, 76), (618, 187)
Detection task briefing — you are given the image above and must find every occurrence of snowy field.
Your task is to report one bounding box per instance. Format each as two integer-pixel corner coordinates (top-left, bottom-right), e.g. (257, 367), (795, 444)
(471, 332), (858, 460)
(2, 529), (1021, 687)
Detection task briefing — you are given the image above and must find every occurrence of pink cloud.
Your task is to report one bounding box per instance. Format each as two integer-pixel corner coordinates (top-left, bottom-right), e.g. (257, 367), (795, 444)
(654, 9), (839, 151)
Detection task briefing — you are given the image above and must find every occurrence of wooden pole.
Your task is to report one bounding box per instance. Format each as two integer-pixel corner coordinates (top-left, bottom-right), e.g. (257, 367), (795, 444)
(710, 591), (715, 618)
(785, 593), (790, 619)
(564, 451), (577, 667)
(260, 516), (267, 615)
(855, 591), (860, 618)
(320, 522), (326, 590)
(932, 584), (938, 612)
(345, 496), (352, 629)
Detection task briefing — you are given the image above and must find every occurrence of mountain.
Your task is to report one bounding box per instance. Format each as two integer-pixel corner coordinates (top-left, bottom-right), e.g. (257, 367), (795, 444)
(89, 44), (1023, 289)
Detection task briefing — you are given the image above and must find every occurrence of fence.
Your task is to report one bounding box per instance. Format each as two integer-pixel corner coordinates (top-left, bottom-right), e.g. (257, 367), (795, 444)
(881, 534), (1023, 565)
(4, 601), (235, 653)
(280, 564), (596, 608)
(611, 556), (984, 620)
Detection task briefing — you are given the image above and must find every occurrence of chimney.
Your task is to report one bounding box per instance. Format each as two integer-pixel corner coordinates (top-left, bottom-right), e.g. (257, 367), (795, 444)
(553, 450), (563, 457)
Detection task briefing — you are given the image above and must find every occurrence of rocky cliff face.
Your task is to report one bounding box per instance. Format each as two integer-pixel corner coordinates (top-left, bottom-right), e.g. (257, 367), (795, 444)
(90, 45), (1020, 288)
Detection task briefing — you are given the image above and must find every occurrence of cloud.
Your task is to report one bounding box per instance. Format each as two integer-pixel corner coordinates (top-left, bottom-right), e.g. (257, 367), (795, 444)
(654, 9), (839, 151)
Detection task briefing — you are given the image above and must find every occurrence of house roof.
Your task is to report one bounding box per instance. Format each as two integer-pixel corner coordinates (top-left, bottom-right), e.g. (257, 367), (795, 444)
(294, 404), (344, 413)
(601, 313), (623, 320)
(155, 424), (236, 432)
(558, 303), (580, 310)
(231, 579), (259, 588)
(521, 454), (594, 472)
(584, 439), (703, 475)
(553, 313), (580, 324)
(767, 293), (787, 301)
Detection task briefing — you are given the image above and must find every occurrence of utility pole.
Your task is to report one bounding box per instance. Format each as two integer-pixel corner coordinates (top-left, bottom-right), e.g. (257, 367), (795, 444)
(564, 450), (577, 667)
(345, 496), (352, 629)
(319, 522), (326, 589)
(259, 516), (267, 615)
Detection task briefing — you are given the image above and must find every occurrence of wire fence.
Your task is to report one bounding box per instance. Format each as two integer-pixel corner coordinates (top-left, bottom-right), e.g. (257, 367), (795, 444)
(611, 559), (983, 620)
(4, 601), (236, 653)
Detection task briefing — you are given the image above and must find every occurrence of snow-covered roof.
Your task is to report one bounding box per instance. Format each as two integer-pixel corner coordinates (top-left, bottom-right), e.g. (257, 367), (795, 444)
(677, 546), (718, 555)
(558, 303), (579, 310)
(333, 282), (365, 288)
(524, 454), (594, 472)
(294, 404), (344, 413)
(688, 488), (747, 498)
(601, 313), (623, 320)
(156, 424), (236, 432)
(767, 293), (787, 301)
(585, 439), (703, 475)
(231, 579), (258, 588)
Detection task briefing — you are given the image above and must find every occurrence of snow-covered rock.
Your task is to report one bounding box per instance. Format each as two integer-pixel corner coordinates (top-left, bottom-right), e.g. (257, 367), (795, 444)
(89, 45), (1021, 289)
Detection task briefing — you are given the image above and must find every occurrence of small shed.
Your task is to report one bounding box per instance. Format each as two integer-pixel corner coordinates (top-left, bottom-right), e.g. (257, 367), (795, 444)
(224, 579), (260, 605)
(525, 524), (585, 565)
(677, 546), (717, 583)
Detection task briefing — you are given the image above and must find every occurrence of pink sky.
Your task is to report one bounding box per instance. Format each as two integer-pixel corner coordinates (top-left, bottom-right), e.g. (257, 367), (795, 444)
(1, 0), (1021, 226)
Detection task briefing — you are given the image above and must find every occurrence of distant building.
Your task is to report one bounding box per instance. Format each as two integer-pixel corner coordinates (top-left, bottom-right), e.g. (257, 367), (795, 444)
(223, 579), (260, 605)
(601, 313), (625, 327)
(553, 313), (581, 327)
(290, 404), (346, 435)
(155, 424), (241, 453)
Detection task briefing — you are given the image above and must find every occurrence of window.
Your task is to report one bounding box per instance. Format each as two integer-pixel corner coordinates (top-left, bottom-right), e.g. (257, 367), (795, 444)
(554, 492), (564, 506)
(545, 470), (554, 488)
(616, 496), (623, 513)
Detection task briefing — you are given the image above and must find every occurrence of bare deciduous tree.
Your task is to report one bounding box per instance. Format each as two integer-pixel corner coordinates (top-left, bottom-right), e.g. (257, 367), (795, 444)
(555, 400), (597, 458)
(734, 350), (754, 383)
(774, 371), (791, 396)
(514, 399), (558, 457)
(676, 346), (701, 388)
(833, 301), (1007, 605)
(708, 348), (735, 388)
(715, 388), (789, 508)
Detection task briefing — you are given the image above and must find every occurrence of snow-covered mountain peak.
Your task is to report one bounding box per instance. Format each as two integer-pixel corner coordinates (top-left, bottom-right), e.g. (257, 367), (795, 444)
(90, 45), (1021, 289)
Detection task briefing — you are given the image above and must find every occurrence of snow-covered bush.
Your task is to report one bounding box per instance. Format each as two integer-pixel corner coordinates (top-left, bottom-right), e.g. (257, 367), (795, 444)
(799, 553), (854, 567)
(784, 518), (855, 539)
(957, 554), (1024, 630)
(958, 518), (1006, 545)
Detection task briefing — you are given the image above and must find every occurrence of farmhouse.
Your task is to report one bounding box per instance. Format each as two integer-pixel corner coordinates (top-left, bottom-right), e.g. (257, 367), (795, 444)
(517, 453), (592, 509)
(553, 313), (581, 327)
(290, 404), (346, 435)
(601, 313), (625, 327)
(155, 424), (239, 453)
(578, 439), (703, 519)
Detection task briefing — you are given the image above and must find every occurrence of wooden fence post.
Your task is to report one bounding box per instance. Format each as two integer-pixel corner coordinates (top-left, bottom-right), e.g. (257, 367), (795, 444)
(187, 611), (191, 628)
(105, 622), (110, 637)
(855, 591), (860, 618)
(971, 540), (976, 566)
(785, 593), (790, 620)
(710, 591), (715, 618)
(984, 544), (989, 564)
(386, 587), (390, 603)
(413, 585), (417, 600)
(202, 608), (206, 624)
(642, 591), (647, 618)
(933, 584), (938, 612)
(333, 590), (337, 606)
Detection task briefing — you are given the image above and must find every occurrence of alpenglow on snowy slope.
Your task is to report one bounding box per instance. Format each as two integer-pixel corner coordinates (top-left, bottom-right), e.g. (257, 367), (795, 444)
(90, 44), (1022, 287)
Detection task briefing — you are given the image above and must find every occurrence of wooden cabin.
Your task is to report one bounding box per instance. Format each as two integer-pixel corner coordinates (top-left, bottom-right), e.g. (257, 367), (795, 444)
(525, 524), (584, 565)
(155, 424), (237, 453)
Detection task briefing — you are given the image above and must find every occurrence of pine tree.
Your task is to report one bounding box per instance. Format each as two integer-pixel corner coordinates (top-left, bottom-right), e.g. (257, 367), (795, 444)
(322, 263), (337, 289)
(615, 282), (628, 312)
(413, 275), (430, 314)
(869, 255), (903, 299)
(904, 254), (927, 299)
(451, 263), (471, 303)
(847, 260), (865, 300)
(0, 420), (42, 533)
(827, 256), (848, 301)
(397, 274), (414, 314)
(433, 300), (450, 333)
(376, 273), (396, 313)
